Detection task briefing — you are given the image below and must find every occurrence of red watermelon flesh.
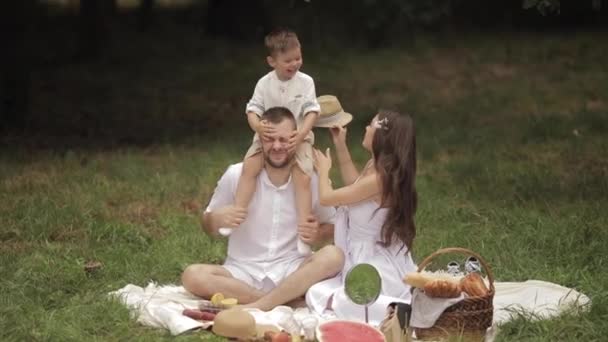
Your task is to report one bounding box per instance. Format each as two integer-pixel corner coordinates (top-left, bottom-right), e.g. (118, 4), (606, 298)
(317, 320), (385, 342)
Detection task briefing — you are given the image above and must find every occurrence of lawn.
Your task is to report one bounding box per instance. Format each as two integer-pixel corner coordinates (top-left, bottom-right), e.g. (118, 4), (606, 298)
(1, 28), (607, 341)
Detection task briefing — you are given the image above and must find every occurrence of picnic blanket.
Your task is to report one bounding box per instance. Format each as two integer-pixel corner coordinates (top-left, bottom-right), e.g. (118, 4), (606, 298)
(109, 279), (590, 340)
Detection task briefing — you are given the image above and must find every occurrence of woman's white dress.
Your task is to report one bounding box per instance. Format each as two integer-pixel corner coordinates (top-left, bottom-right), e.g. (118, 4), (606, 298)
(306, 197), (417, 325)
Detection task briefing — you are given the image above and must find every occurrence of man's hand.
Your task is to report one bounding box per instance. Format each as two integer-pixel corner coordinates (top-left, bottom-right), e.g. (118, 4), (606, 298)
(297, 215), (322, 245)
(287, 130), (304, 154)
(258, 119), (277, 140)
(207, 205), (247, 234)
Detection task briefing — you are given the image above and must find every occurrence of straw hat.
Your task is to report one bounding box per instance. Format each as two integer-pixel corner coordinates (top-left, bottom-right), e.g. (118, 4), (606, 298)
(212, 309), (280, 340)
(314, 95), (353, 128)
(212, 309), (257, 340)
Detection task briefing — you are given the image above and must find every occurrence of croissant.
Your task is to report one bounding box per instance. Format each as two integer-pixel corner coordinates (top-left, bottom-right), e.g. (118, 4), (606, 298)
(460, 272), (489, 297)
(423, 279), (462, 298)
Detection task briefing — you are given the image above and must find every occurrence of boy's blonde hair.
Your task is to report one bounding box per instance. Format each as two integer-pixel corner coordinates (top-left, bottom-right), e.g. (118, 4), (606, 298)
(264, 28), (300, 56)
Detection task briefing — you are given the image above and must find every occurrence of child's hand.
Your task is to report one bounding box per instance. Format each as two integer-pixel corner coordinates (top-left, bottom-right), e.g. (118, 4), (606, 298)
(313, 148), (332, 174)
(213, 205), (247, 231)
(287, 130), (303, 154)
(329, 125), (347, 145)
(297, 215), (321, 244)
(258, 120), (276, 140)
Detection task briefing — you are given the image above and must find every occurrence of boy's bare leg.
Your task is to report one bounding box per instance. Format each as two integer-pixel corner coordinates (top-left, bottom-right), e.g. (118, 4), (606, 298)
(293, 165), (312, 253)
(181, 264), (265, 304)
(293, 165), (312, 222)
(231, 153), (264, 231)
(241, 245), (344, 311)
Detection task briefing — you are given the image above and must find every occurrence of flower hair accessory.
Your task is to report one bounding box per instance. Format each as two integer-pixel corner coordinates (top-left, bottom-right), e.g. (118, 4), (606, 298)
(373, 117), (389, 130)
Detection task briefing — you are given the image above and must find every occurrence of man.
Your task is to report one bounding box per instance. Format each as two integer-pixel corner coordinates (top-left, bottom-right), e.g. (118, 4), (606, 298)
(181, 107), (344, 311)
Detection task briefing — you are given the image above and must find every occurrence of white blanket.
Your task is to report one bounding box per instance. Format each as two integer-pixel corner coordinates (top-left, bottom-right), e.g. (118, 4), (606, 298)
(109, 280), (590, 339)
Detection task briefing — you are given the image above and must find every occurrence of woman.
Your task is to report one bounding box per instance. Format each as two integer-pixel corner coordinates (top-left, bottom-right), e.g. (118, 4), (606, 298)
(307, 110), (418, 323)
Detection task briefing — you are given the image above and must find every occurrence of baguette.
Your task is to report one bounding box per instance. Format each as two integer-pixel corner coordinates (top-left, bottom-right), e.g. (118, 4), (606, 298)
(403, 271), (462, 288)
(403, 272), (437, 288)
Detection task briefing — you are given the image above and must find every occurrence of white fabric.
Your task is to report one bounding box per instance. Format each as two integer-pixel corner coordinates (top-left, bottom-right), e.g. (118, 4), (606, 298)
(246, 70), (320, 122)
(305, 275), (408, 327)
(492, 280), (590, 323)
(108, 283), (209, 335)
(206, 163), (336, 286)
(110, 279), (590, 339)
(243, 306), (320, 338)
(306, 200), (417, 322)
(336, 202), (417, 298)
(409, 289), (466, 328)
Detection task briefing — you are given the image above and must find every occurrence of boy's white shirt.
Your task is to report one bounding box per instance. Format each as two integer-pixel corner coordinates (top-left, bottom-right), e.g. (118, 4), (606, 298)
(246, 70), (321, 127)
(205, 163), (336, 284)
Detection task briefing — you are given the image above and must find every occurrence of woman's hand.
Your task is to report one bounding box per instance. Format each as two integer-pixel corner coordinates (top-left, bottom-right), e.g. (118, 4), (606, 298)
(313, 148), (332, 174)
(329, 125), (347, 146)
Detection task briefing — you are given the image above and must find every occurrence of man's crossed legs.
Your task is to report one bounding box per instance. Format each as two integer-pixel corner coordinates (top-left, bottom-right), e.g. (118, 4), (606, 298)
(182, 245), (344, 311)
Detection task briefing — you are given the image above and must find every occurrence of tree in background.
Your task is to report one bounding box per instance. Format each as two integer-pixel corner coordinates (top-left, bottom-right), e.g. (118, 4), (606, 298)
(139, 0), (155, 32)
(1, 0), (37, 131)
(77, 0), (115, 60)
(205, 0), (270, 41)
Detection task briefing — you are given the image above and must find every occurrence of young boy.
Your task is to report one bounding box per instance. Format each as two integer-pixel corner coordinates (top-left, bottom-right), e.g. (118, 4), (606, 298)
(221, 29), (320, 255)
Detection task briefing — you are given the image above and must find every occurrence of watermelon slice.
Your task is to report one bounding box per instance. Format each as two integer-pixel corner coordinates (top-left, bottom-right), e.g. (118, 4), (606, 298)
(317, 320), (385, 342)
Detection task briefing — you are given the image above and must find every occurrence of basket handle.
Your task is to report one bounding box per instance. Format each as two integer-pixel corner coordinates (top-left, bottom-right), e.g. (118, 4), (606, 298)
(416, 247), (495, 294)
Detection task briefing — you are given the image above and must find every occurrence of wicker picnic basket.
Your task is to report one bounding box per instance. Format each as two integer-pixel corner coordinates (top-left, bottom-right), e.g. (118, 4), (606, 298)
(413, 247), (495, 341)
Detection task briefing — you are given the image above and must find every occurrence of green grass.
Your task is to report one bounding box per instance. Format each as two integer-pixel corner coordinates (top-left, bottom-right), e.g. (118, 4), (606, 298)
(2, 28), (608, 341)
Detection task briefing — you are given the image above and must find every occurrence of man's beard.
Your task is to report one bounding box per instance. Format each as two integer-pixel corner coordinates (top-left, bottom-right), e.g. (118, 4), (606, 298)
(264, 151), (293, 169)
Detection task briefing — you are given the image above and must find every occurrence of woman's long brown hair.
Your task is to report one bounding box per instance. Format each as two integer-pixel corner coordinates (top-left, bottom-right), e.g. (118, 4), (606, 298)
(372, 110), (417, 252)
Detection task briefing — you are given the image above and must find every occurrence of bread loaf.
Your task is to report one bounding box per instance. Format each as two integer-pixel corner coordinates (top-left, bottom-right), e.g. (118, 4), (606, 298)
(460, 272), (489, 297)
(423, 279), (462, 298)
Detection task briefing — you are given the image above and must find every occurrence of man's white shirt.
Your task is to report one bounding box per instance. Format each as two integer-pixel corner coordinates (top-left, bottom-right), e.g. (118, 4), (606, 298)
(205, 163), (335, 285)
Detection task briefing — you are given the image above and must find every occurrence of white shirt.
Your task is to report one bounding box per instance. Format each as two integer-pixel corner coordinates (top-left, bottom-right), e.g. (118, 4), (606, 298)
(205, 163), (336, 284)
(245, 70), (320, 128)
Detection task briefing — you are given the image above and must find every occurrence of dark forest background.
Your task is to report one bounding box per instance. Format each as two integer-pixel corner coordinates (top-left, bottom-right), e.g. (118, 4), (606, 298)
(2, 0), (607, 145)
(2, 3), (607, 341)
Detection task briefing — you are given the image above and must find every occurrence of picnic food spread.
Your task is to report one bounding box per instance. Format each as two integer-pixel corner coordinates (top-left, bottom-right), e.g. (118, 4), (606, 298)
(182, 309), (216, 321)
(181, 292), (242, 329)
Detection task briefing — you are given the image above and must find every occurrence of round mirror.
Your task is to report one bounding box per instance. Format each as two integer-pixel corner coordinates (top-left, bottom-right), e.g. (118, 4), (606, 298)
(344, 263), (382, 306)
